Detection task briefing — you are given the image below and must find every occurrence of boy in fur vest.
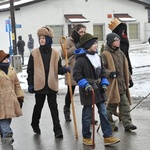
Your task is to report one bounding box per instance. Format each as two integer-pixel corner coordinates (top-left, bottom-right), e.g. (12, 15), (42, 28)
(27, 26), (70, 138)
(0, 50), (24, 145)
(73, 33), (120, 146)
(101, 33), (137, 132)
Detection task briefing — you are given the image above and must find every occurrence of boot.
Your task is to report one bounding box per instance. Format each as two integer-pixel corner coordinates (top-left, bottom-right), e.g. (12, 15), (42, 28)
(63, 106), (71, 122)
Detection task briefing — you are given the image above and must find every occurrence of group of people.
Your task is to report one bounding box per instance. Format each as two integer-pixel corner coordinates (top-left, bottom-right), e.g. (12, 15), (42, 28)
(16, 34), (34, 65)
(0, 21), (137, 147)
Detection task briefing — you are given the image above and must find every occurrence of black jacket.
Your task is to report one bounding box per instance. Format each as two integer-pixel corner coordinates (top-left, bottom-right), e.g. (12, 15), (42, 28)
(73, 50), (107, 105)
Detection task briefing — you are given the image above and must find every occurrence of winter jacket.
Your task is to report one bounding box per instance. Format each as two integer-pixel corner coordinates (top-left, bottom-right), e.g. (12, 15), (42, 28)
(0, 66), (24, 119)
(61, 36), (77, 86)
(27, 35), (34, 49)
(17, 36), (25, 53)
(27, 47), (66, 94)
(73, 48), (107, 105)
(101, 44), (131, 104)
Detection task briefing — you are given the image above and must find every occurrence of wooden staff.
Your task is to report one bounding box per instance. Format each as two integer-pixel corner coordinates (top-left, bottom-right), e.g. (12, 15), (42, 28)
(60, 36), (78, 139)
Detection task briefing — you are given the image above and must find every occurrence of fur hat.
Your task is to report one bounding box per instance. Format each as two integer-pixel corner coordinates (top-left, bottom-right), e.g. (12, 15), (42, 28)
(80, 33), (98, 48)
(106, 33), (120, 46)
(0, 50), (10, 62)
(37, 26), (54, 38)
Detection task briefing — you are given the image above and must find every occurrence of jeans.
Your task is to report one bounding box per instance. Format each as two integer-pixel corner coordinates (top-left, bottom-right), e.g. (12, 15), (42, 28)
(82, 102), (112, 138)
(0, 119), (13, 138)
(107, 93), (132, 128)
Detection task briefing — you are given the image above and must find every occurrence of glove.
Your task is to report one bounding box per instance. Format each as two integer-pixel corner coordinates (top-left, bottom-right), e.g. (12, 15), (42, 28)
(110, 71), (119, 78)
(28, 85), (34, 93)
(129, 80), (134, 88)
(71, 30), (81, 44)
(75, 42), (80, 49)
(101, 78), (109, 92)
(63, 66), (71, 73)
(85, 84), (93, 94)
(18, 97), (24, 109)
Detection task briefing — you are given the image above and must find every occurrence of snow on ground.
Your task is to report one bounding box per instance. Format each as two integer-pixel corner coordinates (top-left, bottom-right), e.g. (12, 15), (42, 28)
(17, 43), (150, 97)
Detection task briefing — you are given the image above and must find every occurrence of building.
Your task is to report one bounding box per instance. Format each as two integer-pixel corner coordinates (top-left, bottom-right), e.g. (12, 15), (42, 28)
(0, 0), (150, 56)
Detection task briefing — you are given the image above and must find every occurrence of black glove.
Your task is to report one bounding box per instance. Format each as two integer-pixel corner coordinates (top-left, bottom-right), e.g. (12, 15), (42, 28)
(28, 85), (34, 93)
(71, 30), (81, 44)
(63, 66), (71, 73)
(75, 42), (80, 49)
(110, 71), (119, 78)
(85, 84), (93, 95)
(18, 97), (24, 109)
(129, 80), (134, 88)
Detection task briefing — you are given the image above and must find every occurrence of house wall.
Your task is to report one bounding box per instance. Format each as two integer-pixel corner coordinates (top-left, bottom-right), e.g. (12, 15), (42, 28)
(0, 0), (149, 56)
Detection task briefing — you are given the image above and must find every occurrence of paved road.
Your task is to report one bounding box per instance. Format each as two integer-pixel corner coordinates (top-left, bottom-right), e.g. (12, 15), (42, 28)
(0, 91), (150, 150)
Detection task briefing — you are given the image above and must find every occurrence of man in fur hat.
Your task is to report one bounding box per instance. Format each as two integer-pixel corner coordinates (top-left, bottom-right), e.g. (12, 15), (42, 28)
(27, 26), (70, 138)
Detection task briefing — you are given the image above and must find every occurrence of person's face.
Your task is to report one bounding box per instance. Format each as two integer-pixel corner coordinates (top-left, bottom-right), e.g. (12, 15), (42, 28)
(87, 41), (98, 52)
(77, 27), (86, 36)
(2, 57), (9, 63)
(111, 38), (120, 48)
(39, 36), (46, 45)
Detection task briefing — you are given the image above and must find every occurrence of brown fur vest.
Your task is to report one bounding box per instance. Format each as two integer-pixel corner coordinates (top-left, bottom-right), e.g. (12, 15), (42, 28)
(102, 51), (131, 104)
(32, 48), (59, 91)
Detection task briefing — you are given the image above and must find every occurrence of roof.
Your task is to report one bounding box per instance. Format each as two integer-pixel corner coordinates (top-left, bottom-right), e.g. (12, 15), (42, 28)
(64, 14), (90, 23)
(0, 0), (46, 12)
(114, 14), (136, 22)
(129, 0), (150, 8)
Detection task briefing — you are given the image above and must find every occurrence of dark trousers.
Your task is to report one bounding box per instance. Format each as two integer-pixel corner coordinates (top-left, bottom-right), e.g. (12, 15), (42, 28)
(18, 52), (24, 64)
(31, 93), (61, 133)
(65, 86), (76, 108)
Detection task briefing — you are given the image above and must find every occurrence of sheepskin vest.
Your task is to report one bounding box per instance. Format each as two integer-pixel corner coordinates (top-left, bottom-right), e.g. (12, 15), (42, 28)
(32, 48), (59, 91)
(102, 51), (131, 104)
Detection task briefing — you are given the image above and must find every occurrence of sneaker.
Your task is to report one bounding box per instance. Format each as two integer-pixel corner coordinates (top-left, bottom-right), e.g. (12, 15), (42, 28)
(125, 125), (137, 131)
(63, 106), (71, 122)
(55, 129), (63, 138)
(1, 133), (14, 145)
(31, 125), (41, 134)
(83, 137), (93, 146)
(104, 137), (120, 146)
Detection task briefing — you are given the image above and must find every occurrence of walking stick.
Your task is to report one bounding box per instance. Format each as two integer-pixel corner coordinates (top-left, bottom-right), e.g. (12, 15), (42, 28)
(60, 36), (78, 139)
(91, 89), (95, 149)
(97, 79), (116, 132)
(129, 92), (150, 112)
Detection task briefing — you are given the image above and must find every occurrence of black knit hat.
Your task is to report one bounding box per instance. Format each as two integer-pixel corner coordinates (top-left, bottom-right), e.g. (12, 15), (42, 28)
(0, 50), (10, 62)
(106, 33), (120, 46)
(80, 33), (98, 48)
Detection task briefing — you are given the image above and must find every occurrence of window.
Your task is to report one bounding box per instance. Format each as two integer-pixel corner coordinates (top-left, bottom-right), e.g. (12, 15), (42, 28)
(48, 25), (63, 44)
(129, 23), (139, 39)
(93, 25), (104, 41)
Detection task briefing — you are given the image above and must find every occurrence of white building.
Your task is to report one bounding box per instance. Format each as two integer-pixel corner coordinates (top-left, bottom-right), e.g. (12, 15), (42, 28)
(0, 0), (150, 56)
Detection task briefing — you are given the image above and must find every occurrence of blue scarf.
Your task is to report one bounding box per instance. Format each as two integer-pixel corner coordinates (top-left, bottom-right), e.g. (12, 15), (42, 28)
(0, 62), (10, 74)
